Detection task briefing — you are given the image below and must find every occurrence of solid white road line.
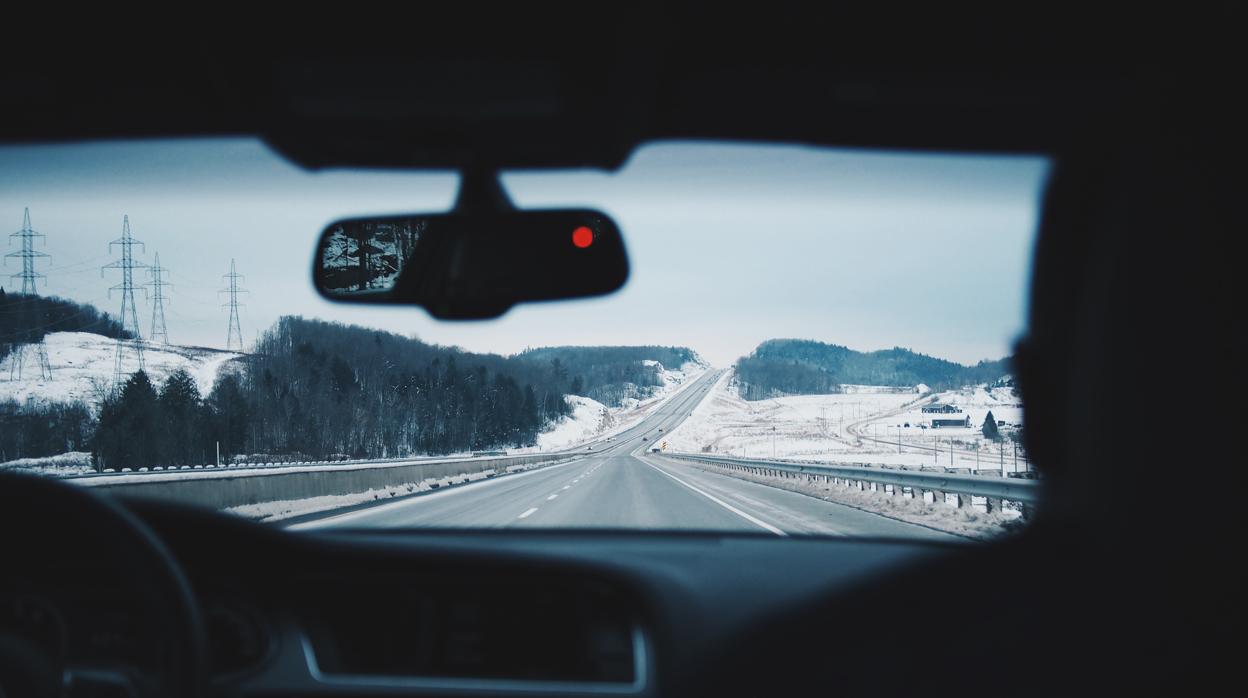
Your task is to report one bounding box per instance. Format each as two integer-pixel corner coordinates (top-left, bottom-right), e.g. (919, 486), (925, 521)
(518, 507), (539, 519)
(640, 457), (787, 536)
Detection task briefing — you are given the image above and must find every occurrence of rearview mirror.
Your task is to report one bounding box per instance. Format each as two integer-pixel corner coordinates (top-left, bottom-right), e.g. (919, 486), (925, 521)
(313, 209), (628, 319)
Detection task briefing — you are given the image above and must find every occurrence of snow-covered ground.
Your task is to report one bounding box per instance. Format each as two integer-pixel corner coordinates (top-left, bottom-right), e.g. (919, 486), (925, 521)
(665, 369), (1028, 474)
(0, 332), (243, 407)
(0, 451), (95, 476)
(525, 360), (708, 452)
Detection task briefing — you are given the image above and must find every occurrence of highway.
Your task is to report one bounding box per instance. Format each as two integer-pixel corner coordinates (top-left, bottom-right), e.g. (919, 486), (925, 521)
(294, 370), (956, 539)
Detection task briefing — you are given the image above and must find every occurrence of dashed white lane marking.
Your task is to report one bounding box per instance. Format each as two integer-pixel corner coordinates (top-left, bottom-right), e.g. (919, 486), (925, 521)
(547, 494), (558, 501)
(639, 458), (787, 537)
(562, 485), (571, 490)
(518, 507), (539, 519)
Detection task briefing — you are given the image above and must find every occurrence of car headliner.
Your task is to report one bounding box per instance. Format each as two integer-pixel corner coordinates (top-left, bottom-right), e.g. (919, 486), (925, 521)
(0, 7), (1235, 170)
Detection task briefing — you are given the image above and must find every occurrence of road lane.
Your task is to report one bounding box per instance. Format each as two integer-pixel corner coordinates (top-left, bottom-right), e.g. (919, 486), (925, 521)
(297, 368), (956, 539)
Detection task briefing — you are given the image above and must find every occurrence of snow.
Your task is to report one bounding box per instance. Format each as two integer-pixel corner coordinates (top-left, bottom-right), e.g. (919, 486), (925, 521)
(0, 451), (95, 476)
(665, 369), (1030, 474)
(0, 332), (243, 408)
(525, 360), (708, 452)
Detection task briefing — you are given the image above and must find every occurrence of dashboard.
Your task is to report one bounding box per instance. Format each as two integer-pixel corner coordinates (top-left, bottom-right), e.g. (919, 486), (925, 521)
(115, 499), (957, 697)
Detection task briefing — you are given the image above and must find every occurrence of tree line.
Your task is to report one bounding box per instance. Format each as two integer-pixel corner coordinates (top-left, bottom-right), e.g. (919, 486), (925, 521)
(735, 338), (1011, 400)
(0, 290), (130, 363)
(515, 345), (700, 407)
(90, 368), (249, 470)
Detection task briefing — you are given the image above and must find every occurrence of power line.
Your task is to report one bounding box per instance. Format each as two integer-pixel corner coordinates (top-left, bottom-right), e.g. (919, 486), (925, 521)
(220, 258), (247, 352)
(5, 208), (50, 295)
(147, 252), (172, 344)
(101, 215), (148, 387)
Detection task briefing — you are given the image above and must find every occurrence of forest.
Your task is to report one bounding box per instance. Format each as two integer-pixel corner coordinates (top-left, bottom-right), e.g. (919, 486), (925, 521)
(515, 345), (700, 407)
(734, 338), (1010, 400)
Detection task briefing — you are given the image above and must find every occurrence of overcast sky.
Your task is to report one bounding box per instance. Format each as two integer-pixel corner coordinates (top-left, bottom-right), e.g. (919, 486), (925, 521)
(0, 139), (1048, 367)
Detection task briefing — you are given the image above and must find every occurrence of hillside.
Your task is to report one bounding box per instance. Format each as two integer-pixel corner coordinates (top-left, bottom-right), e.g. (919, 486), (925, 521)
(734, 338), (1009, 400)
(515, 345), (705, 407)
(0, 291), (131, 362)
(0, 331), (243, 407)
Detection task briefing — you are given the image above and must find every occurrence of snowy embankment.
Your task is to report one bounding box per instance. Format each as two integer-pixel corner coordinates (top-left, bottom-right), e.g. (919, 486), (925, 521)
(0, 451), (95, 476)
(524, 360), (707, 452)
(665, 369), (1026, 472)
(0, 331), (243, 407)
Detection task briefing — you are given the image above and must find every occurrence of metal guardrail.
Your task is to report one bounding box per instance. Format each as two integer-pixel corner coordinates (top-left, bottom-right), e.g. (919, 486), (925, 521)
(662, 452), (1041, 504)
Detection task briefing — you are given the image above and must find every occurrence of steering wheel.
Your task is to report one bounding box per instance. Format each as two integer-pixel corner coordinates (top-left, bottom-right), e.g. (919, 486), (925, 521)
(0, 471), (206, 697)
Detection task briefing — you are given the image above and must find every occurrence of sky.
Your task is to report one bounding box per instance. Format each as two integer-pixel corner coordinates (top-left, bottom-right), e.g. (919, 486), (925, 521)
(0, 138), (1049, 368)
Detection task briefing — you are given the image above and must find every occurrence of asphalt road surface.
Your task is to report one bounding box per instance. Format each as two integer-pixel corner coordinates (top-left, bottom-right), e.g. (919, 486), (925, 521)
(295, 370), (956, 540)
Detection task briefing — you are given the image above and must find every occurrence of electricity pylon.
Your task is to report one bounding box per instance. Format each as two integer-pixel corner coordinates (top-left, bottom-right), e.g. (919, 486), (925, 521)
(147, 252), (172, 344)
(102, 215), (148, 387)
(5, 208), (49, 294)
(4, 208), (53, 381)
(8, 341), (53, 381)
(220, 259), (247, 352)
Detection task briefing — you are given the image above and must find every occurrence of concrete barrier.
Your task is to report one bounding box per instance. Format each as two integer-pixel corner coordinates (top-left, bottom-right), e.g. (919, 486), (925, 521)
(77, 453), (577, 510)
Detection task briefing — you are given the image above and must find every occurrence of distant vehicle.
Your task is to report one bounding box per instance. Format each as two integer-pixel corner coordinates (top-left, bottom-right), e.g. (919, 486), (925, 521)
(643, 437), (648, 441)
(658, 428), (664, 432)
(587, 446), (593, 450)
(650, 447), (661, 453)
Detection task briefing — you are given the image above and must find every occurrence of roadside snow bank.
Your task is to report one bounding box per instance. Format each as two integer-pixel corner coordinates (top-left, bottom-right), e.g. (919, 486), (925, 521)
(0, 451), (95, 476)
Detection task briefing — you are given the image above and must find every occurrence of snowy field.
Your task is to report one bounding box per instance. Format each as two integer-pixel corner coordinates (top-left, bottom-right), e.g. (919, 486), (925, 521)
(665, 370), (1028, 474)
(524, 360), (707, 452)
(0, 332), (243, 407)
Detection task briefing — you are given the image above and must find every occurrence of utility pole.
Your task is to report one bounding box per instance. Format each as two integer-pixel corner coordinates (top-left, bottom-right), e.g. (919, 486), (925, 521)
(220, 259), (247, 352)
(6, 208), (49, 294)
(772, 425), (776, 459)
(147, 252), (172, 344)
(102, 215), (148, 387)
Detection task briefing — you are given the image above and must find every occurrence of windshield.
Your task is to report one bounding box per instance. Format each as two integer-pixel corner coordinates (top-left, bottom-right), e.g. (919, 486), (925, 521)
(0, 140), (1047, 540)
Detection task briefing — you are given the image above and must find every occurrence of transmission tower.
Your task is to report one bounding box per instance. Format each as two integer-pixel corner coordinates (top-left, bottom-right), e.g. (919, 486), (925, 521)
(5, 207), (49, 294)
(147, 252), (172, 344)
(102, 215), (148, 386)
(220, 258), (247, 352)
(8, 342), (54, 382)
(4, 208), (54, 381)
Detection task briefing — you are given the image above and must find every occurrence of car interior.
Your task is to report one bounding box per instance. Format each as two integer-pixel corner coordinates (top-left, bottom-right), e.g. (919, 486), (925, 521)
(1, 8), (1242, 698)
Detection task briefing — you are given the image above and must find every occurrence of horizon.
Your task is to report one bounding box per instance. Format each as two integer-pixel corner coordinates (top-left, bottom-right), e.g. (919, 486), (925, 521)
(1, 139), (1047, 367)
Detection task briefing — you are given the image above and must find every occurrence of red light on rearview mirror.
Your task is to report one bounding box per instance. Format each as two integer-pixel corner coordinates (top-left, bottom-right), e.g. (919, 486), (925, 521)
(572, 226), (594, 248)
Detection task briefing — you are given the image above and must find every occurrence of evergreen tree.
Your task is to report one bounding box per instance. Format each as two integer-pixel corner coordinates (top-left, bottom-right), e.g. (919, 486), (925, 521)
(982, 410), (1001, 441)
(91, 370), (160, 470)
(159, 369), (205, 465)
(208, 372), (252, 459)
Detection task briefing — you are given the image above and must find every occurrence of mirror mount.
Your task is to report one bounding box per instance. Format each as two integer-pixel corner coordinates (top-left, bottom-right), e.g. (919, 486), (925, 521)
(452, 168), (515, 215)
